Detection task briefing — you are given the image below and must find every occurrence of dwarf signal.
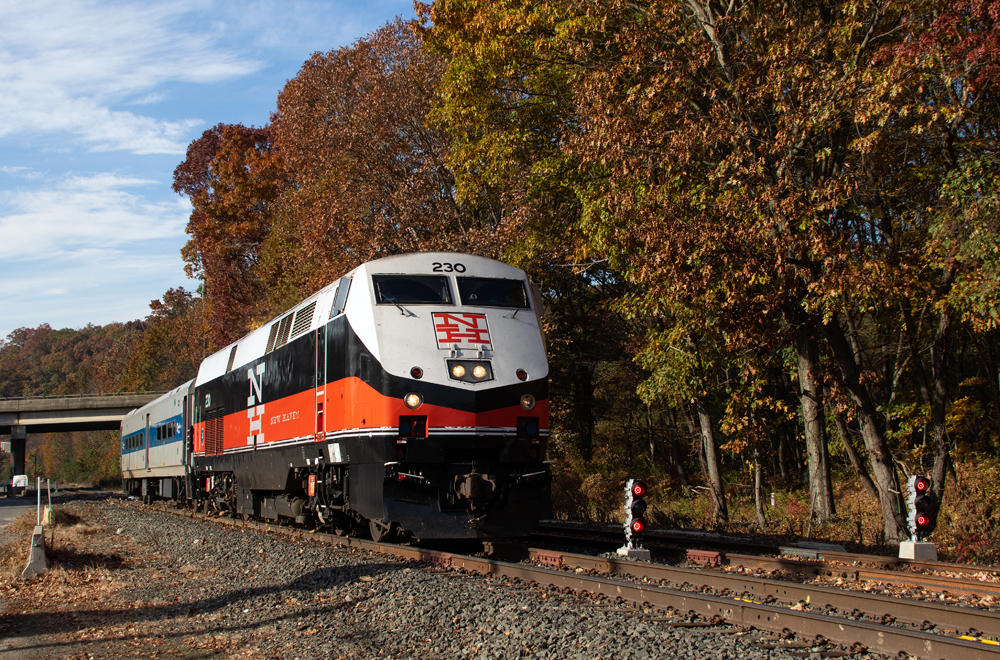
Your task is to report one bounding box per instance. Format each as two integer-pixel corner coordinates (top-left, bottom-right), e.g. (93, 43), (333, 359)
(906, 475), (937, 540)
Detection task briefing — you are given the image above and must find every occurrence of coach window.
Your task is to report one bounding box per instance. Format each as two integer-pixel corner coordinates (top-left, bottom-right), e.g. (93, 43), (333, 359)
(372, 275), (452, 305)
(456, 278), (529, 308)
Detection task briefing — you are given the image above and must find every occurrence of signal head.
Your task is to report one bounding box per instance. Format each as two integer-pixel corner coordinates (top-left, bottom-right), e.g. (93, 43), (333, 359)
(907, 475), (937, 540)
(631, 481), (647, 498)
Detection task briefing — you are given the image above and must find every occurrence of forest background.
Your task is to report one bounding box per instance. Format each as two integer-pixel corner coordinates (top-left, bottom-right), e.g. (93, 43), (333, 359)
(2, 0), (999, 563)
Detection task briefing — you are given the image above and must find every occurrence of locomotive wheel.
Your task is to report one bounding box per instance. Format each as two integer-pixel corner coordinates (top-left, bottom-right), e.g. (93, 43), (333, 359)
(369, 519), (393, 543)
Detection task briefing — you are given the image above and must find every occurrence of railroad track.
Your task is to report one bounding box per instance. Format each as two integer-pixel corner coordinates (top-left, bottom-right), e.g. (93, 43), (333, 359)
(725, 553), (1000, 599)
(533, 521), (1000, 600)
(146, 503), (1000, 659)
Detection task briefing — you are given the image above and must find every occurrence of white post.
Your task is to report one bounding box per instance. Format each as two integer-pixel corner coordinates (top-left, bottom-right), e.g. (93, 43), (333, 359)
(47, 479), (51, 509)
(36, 477), (41, 525)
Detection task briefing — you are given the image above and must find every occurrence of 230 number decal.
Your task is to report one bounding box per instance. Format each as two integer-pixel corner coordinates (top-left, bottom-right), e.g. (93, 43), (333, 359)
(432, 262), (466, 273)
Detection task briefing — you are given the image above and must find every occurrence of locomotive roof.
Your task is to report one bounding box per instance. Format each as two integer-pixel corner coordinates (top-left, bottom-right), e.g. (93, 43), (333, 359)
(194, 252), (528, 386)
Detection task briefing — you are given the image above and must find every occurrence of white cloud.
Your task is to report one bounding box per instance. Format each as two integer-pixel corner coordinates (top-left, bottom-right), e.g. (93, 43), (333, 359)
(0, 172), (193, 336)
(0, 0), (263, 154)
(130, 93), (167, 106)
(0, 0), (418, 339)
(0, 248), (189, 335)
(0, 173), (190, 261)
(0, 166), (43, 180)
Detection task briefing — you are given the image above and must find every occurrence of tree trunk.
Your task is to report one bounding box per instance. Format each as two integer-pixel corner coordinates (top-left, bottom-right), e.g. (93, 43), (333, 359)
(823, 316), (908, 543)
(902, 300), (954, 500)
(646, 404), (655, 461)
(666, 407), (691, 488)
(792, 319), (836, 523)
(778, 430), (790, 481)
(976, 329), (1000, 434)
(930, 310), (952, 498)
(830, 404), (879, 501)
(695, 397), (729, 526)
(754, 447), (767, 530)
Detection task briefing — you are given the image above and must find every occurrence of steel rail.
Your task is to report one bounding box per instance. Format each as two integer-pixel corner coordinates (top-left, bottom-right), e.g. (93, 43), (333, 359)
(148, 504), (1000, 659)
(727, 553), (1000, 599)
(535, 523), (783, 554)
(537, 522), (1000, 578)
(817, 550), (999, 576)
(524, 548), (1000, 638)
(534, 524), (1000, 598)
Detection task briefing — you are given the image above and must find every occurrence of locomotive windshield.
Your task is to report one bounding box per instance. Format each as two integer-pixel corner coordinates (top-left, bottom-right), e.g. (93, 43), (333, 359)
(372, 275), (453, 304)
(457, 277), (529, 308)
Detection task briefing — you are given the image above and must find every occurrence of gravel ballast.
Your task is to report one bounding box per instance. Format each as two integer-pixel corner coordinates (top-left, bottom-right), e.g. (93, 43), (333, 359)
(0, 499), (885, 659)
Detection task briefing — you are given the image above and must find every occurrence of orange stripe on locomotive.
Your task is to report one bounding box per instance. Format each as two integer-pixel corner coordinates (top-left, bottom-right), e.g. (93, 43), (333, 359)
(192, 377), (548, 455)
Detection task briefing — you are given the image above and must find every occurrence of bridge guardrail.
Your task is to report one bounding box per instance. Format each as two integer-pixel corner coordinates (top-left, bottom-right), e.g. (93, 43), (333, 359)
(0, 391), (169, 402)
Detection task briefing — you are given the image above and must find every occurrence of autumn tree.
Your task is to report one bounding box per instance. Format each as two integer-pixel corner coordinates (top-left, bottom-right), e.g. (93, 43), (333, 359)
(173, 123), (284, 347)
(0, 324), (134, 396)
(425, 0), (1000, 541)
(112, 288), (208, 392)
(264, 19), (504, 298)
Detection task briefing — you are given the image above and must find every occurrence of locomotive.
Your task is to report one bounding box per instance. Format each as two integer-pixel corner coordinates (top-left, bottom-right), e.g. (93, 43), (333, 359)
(121, 252), (551, 540)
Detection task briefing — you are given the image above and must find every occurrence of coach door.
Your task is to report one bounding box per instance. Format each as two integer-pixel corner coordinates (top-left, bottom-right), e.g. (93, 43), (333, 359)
(143, 413), (150, 470)
(315, 327), (326, 442)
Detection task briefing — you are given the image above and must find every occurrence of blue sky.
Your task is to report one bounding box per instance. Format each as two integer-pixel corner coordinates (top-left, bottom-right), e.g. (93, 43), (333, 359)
(0, 0), (417, 340)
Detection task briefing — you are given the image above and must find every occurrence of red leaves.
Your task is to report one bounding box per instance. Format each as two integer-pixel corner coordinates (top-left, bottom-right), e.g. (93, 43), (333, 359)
(173, 125), (282, 347)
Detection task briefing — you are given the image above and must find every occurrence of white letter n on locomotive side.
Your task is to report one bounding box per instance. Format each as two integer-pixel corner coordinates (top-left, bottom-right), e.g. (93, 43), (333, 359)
(247, 363), (265, 445)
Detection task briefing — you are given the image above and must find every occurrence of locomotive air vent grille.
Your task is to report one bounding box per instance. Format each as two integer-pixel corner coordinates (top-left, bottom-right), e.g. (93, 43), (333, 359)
(225, 345), (238, 373)
(265, 322), (280, 353)
(273, 314), (294, 350)
(290, 301), (317, 339)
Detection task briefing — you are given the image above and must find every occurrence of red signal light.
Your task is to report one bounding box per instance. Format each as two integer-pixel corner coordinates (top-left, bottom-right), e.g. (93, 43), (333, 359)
(916, 513), (931, 527)
(631, 481), (647, 497)
(915, 477), (930, 493)
(630, 519), (645, 534)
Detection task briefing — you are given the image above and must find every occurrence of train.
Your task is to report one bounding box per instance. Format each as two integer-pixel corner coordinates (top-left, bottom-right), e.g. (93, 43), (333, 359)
(121, 252), (551, 540)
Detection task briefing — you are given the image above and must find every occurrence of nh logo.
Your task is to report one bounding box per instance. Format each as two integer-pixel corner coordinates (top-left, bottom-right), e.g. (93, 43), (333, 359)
(247, 363), (265, 445)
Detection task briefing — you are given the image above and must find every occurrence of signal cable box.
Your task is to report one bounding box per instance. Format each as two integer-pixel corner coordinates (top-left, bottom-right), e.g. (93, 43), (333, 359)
(899, 540), (937, 561)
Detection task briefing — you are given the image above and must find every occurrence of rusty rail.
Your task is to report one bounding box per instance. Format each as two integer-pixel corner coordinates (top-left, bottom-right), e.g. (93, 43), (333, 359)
(727, 553), (1000, 599)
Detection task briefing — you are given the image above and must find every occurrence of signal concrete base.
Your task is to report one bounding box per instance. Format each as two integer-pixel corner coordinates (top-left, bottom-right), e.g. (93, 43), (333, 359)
(21, 525), (48, 579)
(898, 540), (937, 561)
(616, 546), (651, 561)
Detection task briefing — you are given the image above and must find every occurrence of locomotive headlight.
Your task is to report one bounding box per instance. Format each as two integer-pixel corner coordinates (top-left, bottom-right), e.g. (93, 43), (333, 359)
(520, 394), (536, 410)
(404, 392), (423, 409)
(447, 360), (494, 383)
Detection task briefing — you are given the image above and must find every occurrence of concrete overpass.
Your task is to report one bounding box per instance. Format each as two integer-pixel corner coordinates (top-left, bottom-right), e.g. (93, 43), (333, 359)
(1, 392), (164, 477)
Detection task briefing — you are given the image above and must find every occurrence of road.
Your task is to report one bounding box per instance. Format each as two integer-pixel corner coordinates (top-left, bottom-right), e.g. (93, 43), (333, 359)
(0, 493), (39, 531)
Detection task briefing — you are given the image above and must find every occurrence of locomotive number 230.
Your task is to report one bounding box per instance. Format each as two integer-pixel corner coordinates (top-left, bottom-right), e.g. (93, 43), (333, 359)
(432, 262), (466, 273)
